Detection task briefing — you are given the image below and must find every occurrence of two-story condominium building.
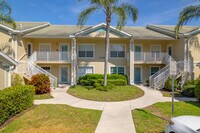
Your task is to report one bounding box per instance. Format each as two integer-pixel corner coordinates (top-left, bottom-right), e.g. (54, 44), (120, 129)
(0, 22), (199, 89)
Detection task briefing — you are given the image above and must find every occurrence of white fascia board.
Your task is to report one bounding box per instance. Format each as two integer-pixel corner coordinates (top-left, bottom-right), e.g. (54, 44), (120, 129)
(75, 23), (132, 37)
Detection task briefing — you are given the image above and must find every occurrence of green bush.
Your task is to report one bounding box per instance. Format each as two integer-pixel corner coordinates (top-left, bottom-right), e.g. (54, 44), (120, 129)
(0, 85), (35, 125)
(11, 73), (23, 86)
(194, 78), (200, 103)
(164, 77), (178, 91)
(93, 82), (116, 92)
(182, 84), (195, 97)
(78, 74), (127, 84)
(29, 74), (51, 94)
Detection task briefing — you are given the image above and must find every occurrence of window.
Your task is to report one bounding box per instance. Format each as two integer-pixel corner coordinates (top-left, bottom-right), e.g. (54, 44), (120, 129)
(110, 45), (125, 58)
(151, 45), (161, 58)
(78, 66), (94, 77)
(78, 45), (94, 58)
(150, 67), (160, 76)
(27, 44), (32, 57)
(110, 67), (125, 75)
(41, 67), (51, 73)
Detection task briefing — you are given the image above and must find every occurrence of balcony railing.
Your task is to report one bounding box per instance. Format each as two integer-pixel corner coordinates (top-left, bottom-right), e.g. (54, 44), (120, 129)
(134, 52), (170, 63)
(35, 51), (70, 62)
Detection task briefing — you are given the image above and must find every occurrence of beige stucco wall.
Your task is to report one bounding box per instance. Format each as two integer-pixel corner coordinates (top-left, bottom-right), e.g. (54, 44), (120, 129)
(76, 38), (130, 76)
(188, 34), (200, 79)
(0, 65), (6, 89)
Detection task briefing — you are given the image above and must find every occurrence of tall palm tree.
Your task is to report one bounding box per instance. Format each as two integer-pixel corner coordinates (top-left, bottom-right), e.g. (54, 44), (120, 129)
(175, 2), (200, 37)
(0, 0), (16, 29)
(78, 0), (138, 86)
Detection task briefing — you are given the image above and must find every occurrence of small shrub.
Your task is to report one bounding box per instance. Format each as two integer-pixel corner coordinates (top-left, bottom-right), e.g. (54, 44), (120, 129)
(194, 78), (200, 103)
(29, 74), (51, 94)
(0, 85), (35, 125)
(11, 73), (23, 86)
(164, 77), (178, 91)
(182, 85), (195, 97)
(93, 82), (116, 92)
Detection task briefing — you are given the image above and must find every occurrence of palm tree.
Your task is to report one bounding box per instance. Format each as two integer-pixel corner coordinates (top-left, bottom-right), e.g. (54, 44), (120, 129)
(0, 0), (16, 29)
(175, 2), (200, 37)
(78, 0), (138, 86)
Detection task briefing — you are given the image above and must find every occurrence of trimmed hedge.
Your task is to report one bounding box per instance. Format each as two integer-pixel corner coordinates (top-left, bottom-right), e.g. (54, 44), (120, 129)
(78, 74), (128, 86)
(195, 79), (200, 103)
(0, 85), (35, 126)
(79, 79), (127, 86)
(182, 85), (195, 97)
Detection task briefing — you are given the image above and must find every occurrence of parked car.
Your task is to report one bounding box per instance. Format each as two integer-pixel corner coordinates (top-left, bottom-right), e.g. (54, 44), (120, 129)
(165, 116), (200, 133)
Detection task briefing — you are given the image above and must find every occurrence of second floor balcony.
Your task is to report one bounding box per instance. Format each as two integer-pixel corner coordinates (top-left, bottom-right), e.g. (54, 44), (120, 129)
(32, 51), (71, 63)
(134, 52), (170, 64)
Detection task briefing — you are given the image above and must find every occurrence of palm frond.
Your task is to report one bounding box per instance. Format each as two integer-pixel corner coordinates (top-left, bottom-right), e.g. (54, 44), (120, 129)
(0, 0), (11, 15)
(120, 3), (138, 23)
(0, 14), (16, 29)
(77, 6), (98, 26)
(112, 6), (127, 30)
(175, 4), (200, 37)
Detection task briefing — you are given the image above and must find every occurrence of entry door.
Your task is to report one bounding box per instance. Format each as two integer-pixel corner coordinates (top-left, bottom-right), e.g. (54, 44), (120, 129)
(60, 66), (68, 83)
(167, 45), (173, 56)
(134, 67), (141, 83)
(135, 45), (142, 61)
(60, 44), (68, 61)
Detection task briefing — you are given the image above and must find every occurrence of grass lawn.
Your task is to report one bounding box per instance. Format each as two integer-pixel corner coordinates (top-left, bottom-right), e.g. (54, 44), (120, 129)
(67, 85), (144, 102)
(0, 104), (102, 133)
(34, 93), (53, 100)
(132, 102), (200, 133)
(160, 90), (184, 97)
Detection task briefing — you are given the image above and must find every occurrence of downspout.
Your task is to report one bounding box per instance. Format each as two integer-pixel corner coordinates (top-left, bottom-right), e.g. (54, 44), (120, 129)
(130, 36), (134, 84)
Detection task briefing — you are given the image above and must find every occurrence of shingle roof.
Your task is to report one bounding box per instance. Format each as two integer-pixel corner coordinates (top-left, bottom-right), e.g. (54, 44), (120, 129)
(24, 25), (90, 38)
(150, 25), (199, 34)
(21, 22), (199, 39)
(122, 26), (175, 39)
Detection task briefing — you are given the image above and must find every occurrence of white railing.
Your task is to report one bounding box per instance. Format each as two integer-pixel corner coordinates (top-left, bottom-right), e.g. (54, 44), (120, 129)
(26, 51), (58, 88)
(134, 52), (171, 63)
(35, 51), (70, 62)
(27, 62), (57, 87)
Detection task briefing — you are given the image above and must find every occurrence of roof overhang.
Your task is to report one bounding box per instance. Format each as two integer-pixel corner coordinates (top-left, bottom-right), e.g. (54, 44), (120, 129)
(74, 23), (132, 38)
(0, 23), (50, 35)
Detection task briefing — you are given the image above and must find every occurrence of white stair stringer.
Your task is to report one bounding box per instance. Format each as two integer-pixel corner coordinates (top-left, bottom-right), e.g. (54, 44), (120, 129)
(26, 52), (57, 88)
(149, 57), (188, 90)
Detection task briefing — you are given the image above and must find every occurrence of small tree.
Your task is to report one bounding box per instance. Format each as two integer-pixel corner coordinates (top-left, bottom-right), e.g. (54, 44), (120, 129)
(11, 73), (23, 86)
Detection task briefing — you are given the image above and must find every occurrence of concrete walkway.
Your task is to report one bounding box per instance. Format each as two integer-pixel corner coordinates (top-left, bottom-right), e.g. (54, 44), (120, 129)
(34, 85), (197, 133)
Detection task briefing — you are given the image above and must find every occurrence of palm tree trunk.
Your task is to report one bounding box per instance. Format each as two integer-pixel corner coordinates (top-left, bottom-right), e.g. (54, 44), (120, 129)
(104, 0), (111, 86)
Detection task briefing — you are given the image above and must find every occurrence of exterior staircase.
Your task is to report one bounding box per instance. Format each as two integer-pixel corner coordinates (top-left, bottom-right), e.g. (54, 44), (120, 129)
(17, 52), (57, 88)
(149, 55), (190, 90)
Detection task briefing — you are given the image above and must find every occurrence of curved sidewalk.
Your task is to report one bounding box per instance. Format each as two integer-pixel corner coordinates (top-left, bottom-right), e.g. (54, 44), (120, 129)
(34, 85), (197, 133)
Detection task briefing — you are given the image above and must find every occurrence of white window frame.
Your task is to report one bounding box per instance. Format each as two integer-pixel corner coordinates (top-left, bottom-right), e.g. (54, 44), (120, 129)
(150, 66), (160, 76)
(78, 44), (95, 59)
(150, 45), (161, 59)
(39, 43), (51, 51)
(59, 65), (70, 84)
(109, 44), (126, 59)
(109, 66), (126, 75)
(78, 66), (95, 77)
(27, 42), (32, 58)
(41, 66), (51, 73)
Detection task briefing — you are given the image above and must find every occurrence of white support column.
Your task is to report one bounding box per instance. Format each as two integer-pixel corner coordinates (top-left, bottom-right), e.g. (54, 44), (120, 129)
(129, 37), (134, 84)
(71, 37), (77, 86)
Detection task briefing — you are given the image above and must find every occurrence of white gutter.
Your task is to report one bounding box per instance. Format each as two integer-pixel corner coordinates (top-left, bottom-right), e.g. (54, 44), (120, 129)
(185, 28), (200, 37)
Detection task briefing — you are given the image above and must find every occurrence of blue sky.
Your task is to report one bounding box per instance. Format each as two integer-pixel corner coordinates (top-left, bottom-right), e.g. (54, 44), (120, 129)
(8, 0), (199, 26)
